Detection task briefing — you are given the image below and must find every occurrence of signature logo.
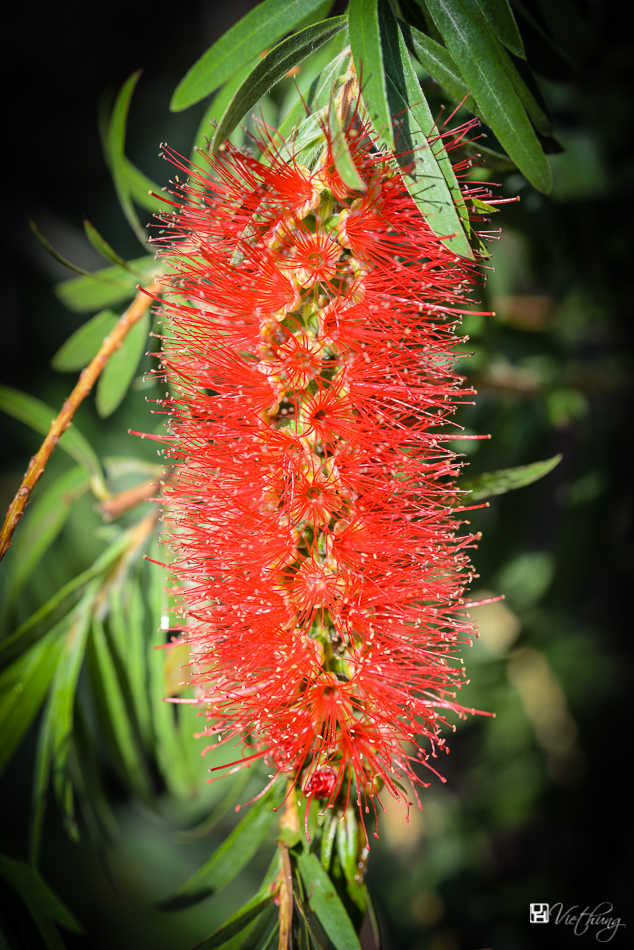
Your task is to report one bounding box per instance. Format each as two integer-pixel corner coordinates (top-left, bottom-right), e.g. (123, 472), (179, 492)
(529, 903), (625, 942)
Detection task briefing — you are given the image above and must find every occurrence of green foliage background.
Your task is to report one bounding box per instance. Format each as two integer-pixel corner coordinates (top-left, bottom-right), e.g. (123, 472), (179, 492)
(0, 1), (631, 948)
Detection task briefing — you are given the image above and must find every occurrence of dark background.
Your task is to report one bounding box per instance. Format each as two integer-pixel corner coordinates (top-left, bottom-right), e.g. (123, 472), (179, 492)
(1, 1), (632, 948)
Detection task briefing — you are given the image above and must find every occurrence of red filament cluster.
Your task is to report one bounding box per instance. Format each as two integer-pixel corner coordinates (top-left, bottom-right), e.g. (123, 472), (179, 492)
(155, 112), (492, 818)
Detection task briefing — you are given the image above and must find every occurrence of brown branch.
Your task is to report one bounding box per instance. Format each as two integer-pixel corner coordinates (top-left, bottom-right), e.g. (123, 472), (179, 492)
(0, 280), (163, 562)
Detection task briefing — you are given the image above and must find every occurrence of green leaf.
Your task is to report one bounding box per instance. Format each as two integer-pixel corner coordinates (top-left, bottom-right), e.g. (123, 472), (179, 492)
(191, 58), (259, 161)
(477, 0), (525, 58)
(124, 159), (166, 213)
(277, 46), (349, 141)
(0, 385), (108, 500)
(83, 220), (138, 272)
(211, 17), (346, 152)
(95, 310), (150, 417)
(381, 4), (473, 258)
(108, 71), (147, 245)
(192, 891), (275, 949)
(31, 583), (97, 864)
(0, 854), (83, 949)
(55, 256), (159, 313)
(424, 0), (552, 192)
(296, 851), (362, 950)
(0, 527), (133, 672)
(0, 628), (64, 777)
(51, 310), (120, 372)
(172, 0), (332, 111)
(399, 22), (479, 115)
(158, 784), (282, 910)
(328, 95), (366, 192)
(107, 574), (152, 746)
(87, 616), (151, 799)
(320, 812), (338, 872)
(349, 0), (394, 147)
(28, 219), (106, 281)
(458, 454), (562, 501)
(1, 467), (90, 613)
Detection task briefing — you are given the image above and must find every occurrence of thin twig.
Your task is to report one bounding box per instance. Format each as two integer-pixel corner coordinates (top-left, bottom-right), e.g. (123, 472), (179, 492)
(0, 280), (162, 562)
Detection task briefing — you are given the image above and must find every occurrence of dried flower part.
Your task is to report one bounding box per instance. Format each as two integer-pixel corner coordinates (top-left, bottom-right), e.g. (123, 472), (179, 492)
(156, 98), (492, 819)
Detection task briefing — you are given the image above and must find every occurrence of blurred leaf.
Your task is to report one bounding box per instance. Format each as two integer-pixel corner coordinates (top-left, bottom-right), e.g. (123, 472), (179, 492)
(0, 527), (132, 672)
(478, 0), (525, 58)
(533, 0), (593, 64)
(497, 551), (555, 609)
(158, 783), (282, 910)
(95, 310), (150, 417)
(28, 219), (113, 281)
(452, 136), (517, 170)
(107, 71), (147, 245)
(296, 851), (362, 950)
(55, 256), (158, 313)
(397, 0), (429, 32)
(0, 628), (64, 777)
(179, 770), (252, 841)
(349, 0), (394, 147)
(320, 812), (338, 872)
(424, 0), (552, 192)
(51, 309), (120, 372)
(104, 456), (164, 479)
(87, 615), (151, 799)
(172, 0), (331, 111)
(192, 888), (276, 949)
(31, 582), (98, 864)
(458, 454), (562, 500)
(1, 467), (90, 614)
(399, 21), (479, 115)
(83, 220), (136, 271)
(328, 95), (366, 191)
(211, 17), (346, 152)
(107, 573), (152, 746)
(0, 854), (83, 949)
(381, 4), (473, 258)
(0, 385), (108, 499)
(123, 159), (166, 213)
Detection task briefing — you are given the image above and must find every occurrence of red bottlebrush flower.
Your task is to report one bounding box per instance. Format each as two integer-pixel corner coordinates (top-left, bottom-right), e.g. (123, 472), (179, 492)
(155, 97), (493, 824)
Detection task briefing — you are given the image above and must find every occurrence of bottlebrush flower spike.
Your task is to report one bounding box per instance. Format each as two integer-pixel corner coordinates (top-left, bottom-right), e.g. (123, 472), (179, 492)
(154, 86), (495, 828)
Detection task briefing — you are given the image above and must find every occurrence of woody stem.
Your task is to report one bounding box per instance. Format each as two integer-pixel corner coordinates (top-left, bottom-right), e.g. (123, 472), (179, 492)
(0, 280), (162, 561)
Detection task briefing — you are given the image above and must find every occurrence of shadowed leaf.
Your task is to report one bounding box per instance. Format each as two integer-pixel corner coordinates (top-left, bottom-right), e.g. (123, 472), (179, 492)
(95, 310), (150, 417)
(172, 0), (333, 111)
(458, 454), (562, 500)
(478, 0), (525, 58)
(108, 71), (147, 245)
(51, 310), (120, 372)
(297, 851), (362, 950)
(0, 854), (84, 950)
(211, 17), (346, 152)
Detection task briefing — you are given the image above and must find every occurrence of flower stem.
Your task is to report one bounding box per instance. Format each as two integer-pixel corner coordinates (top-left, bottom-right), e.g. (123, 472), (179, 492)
(0, 281), (162, 561)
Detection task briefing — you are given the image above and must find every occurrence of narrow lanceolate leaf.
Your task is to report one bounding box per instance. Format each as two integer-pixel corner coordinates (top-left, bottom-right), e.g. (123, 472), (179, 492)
(211, 17), (346, 152)
(123, 159), (165, 213)
(277, 46), (349, 141)
(296, 851), (362, 950)
(1, 467), (90, 612)
(108, 71), (147, 245)
(424, 0), (552, 192)
(398, 22), (479, 116)
(192, 889), (276, 950)
(0, 385), (108, 500)
(83, 220), (137, 271)
(28, 219), (108, 281)
(87, 616), (152, 800)
(380, 3), (473, 258)
(477, 0), (525, 58)
(0, 628), (65, 777)
(55, 255), (159, 313)
(0, 528), (132, 671)
(96, 309), (150, 417)
(191, 58), (259, 161)
(349, 0), (394, 147)
(458, 454), (562, 501)
(51, 310), (120, 372)
(172, 0), (331, 111)
(31, 583), (97, 864)
(158, 784), (282, 910)
(329, 95), (366, 192)
(0, 854), (84, 950)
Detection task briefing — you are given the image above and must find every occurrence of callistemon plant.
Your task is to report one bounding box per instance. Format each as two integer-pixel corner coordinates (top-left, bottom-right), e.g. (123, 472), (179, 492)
(157, 74), (493, 840)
